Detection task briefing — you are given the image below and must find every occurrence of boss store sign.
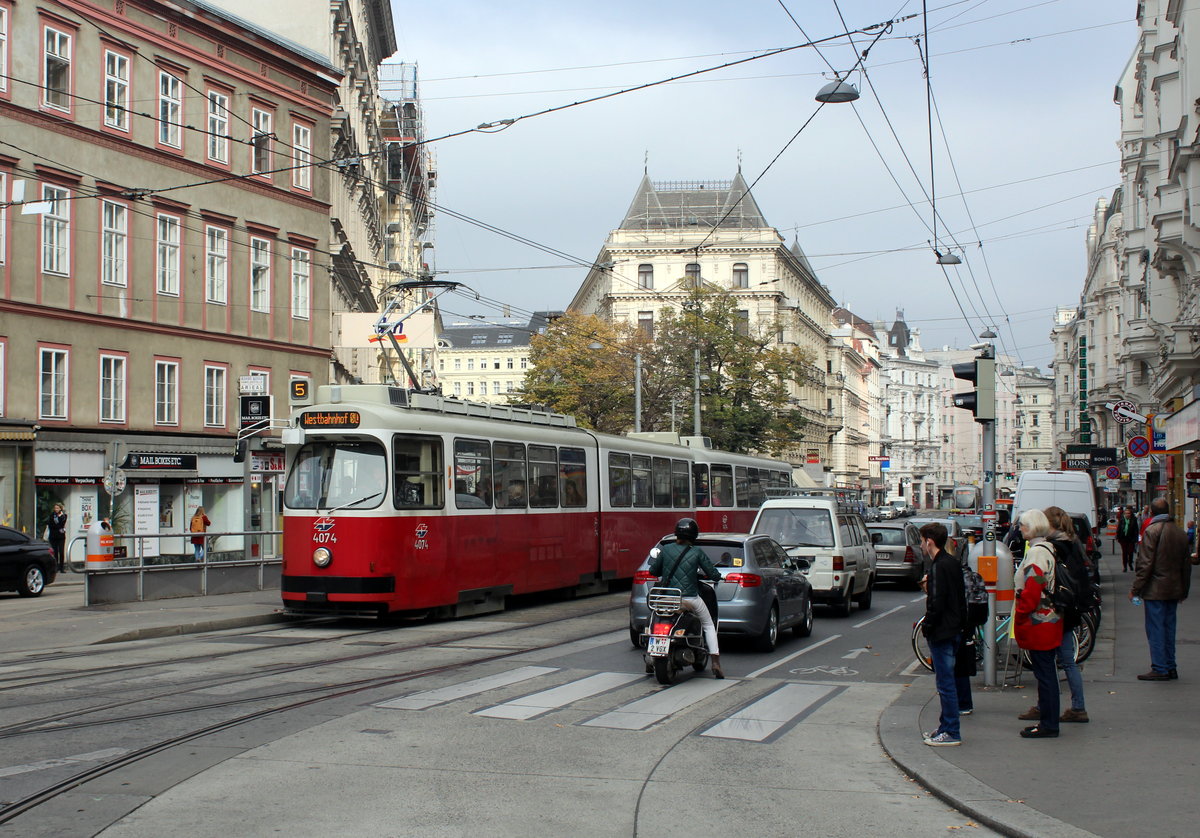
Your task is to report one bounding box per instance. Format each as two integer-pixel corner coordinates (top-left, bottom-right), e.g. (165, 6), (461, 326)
(120, 453), (199, 470)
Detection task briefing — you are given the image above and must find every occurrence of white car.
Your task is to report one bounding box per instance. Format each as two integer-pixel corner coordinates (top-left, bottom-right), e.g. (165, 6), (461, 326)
(751, 497), (876, 617)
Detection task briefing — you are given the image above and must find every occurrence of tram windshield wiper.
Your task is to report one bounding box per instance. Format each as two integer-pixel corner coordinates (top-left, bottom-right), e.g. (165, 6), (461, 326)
(322, 490), (384, 514)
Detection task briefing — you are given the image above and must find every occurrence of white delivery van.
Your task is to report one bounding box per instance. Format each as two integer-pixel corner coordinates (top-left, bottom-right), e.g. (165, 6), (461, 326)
(751, 497), (876, 616)
(1013, 469), (1099, 531)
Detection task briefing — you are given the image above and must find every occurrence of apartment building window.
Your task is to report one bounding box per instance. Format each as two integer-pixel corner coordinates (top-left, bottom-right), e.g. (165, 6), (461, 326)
(41, 185), (69, 275)
(492, 381), (500, 395)
(103, 51), (129, 130)
(156, 214), (180, 295)
(467, 382), (475, 396)
(290, 248), (310, 319)
(158, 71), (182, 147)
(507, 357), (514, 369)
(207, 91), (229, 164)
(0, 7), (8, 95)
(453, 382), (462, 396)
(100, 201), (127, 286)
(39, 347), (68, 420)
(467, 358), (474, 371)
(735, 309), (750, 337)
(732, 263), (748, 289)
(479, 380), (486, 395)
(0, 340), (5, 416)
(155, 360), (178, 425)
(637, 264), (653, 290)
(454, 358), (461, 371)
(99, 355), (125, 423)
(204, 366), (226, 427)
(506, 381), (514, 392)
(252, 108), (272, 174)
(685, 263), (700, 287)
(0, 172), (5, 265)
(292, 122), (312, 190)
(205, 227), (229, 304)
(638, 310), (654, 339)
(250, 238), (271, 312)
(43, 28), (71, 111)
(520, 357), (527, 370)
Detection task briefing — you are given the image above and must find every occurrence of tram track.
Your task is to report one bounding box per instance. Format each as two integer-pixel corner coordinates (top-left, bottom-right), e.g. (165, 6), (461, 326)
(0, 600), (625, 739)
(0, 599), (627, 827)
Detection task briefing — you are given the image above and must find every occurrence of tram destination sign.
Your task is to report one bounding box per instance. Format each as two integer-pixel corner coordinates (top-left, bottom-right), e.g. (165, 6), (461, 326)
(300, 410), (361, 430)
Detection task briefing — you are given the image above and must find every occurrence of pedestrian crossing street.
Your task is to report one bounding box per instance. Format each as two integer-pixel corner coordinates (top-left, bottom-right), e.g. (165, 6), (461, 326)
(374, 665), (846, 743)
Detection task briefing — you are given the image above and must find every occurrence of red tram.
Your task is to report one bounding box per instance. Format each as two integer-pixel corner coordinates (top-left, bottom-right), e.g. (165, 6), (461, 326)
(280, 385), (793, 618)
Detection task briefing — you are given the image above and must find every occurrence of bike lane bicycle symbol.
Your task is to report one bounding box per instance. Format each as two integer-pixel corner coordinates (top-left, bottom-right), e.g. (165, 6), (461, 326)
(790, 665), (858, 677)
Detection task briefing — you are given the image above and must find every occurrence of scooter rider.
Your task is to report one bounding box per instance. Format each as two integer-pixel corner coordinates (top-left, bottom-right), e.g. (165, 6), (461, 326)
(648, 518), (725, 678)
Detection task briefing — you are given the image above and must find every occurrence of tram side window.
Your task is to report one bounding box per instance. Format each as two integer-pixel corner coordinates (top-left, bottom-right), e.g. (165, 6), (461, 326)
(735, 466), (750, 508)
(693, 464), (710, 507)
(746, 468), (765, 507)
(652, 457), (671, 507)
(710, 464), (733, 507)
(454, 439), (492, 508)
(494, 441), (527, 509)
(631, 455), (652, 508)
(671, 459), (690, 508)
(560, 447), (587, 507)
(608, 452), (632, 507)
(393, 435), (444, 509)
(528, 444), (558, 508)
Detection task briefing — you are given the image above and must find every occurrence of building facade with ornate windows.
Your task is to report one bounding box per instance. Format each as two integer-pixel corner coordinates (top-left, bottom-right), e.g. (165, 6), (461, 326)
(877, 314), (943, 509)
(828, 308), (883, 501)
(569, 172), (837, 476)
(436, 313), (557, 404)
(1013, 368), (1055, 473)
(0, 0), (335, 544)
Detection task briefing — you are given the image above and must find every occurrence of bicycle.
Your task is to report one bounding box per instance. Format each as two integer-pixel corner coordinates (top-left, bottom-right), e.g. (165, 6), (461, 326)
(911, 609), (1096, 673)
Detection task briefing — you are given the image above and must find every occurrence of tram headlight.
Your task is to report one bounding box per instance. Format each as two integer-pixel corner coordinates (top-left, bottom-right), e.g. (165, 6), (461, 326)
(313, 547), (333, 568)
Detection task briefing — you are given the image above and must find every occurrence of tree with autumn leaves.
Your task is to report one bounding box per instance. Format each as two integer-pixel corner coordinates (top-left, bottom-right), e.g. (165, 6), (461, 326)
(520, 288), (815, 456)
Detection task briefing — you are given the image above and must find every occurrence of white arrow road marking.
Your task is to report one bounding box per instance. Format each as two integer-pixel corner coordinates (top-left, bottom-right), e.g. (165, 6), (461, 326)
(841, 647), (871, 659)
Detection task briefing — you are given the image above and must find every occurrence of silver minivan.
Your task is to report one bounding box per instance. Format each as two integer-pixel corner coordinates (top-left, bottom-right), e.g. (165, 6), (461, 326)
(751, 498), (876, 616)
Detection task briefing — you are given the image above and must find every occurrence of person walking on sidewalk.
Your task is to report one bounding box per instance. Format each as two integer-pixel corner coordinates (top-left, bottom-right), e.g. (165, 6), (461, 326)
(48, 503), (68, 573)
(1045, 506), (1090, 723)
(1131, 498), (1193, 681)
(189, 507), (211, 562)
(919, 522), (967, 747)
(1117, 507), (1139, 572)
(1013, 509), (1063, 739)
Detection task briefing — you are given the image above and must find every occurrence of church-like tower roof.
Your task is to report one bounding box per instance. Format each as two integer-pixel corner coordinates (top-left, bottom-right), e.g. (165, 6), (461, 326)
(619, 171), (769, 230)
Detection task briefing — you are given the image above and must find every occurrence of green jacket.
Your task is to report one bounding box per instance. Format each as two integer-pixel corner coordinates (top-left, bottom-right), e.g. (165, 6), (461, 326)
(648, 541), (720, 596)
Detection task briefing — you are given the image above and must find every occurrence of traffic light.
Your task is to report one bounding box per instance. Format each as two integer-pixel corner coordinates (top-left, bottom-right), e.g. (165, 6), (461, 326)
(951, 355), (996, 421)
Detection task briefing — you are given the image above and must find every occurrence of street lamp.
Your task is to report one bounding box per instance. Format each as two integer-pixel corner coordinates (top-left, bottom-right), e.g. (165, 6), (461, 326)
(815, 79), (860, 103)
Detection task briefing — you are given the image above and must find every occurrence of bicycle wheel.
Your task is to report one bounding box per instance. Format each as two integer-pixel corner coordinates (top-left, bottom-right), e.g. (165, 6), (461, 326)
(911, 617), (933, 672)
(1074, 612), (1097, 664)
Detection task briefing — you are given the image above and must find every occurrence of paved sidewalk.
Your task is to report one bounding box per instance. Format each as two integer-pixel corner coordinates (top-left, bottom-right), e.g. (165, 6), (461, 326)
(0, 571), (293, 653)
(881, 566), (1199, 838)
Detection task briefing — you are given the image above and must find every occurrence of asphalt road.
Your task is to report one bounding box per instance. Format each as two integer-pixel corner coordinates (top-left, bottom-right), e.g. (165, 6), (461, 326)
(0, 585), (995, 838)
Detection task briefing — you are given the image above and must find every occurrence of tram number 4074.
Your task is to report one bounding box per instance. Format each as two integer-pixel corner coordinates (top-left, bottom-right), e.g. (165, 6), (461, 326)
(314, 532), (338, 545)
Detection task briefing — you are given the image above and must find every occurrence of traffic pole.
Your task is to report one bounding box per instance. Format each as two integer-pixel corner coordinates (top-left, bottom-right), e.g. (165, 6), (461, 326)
(981, 412), (998, 686)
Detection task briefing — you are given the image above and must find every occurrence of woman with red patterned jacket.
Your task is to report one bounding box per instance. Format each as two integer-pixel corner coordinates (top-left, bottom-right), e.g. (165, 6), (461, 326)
(1013, 508), (1064, 739)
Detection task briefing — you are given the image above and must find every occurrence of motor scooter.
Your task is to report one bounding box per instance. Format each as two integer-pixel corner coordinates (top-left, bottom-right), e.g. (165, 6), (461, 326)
(643, 586), (711, 686)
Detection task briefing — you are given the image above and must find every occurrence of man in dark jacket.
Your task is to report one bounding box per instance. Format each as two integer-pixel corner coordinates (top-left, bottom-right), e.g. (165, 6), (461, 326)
(919, 522), (967, 746)
(648, 518), (724, 678)
(1132, 498), (1192, 680)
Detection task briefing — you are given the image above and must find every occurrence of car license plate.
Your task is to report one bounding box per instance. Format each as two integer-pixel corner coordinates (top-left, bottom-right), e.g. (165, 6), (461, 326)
(648, 636), (670, 656)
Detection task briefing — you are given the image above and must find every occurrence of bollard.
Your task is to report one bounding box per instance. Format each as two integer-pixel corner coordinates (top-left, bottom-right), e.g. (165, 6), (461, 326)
(85, 519), (114, 570)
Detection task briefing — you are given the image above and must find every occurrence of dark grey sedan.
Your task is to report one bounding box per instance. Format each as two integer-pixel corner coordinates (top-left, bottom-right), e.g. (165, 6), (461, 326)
(867, 521), (925, 587)
(0, 525), (57, 597)
(628, 533), (813, 653)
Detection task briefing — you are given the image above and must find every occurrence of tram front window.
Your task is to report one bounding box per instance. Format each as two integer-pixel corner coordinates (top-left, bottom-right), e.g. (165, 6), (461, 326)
(285, 441), (387, 511)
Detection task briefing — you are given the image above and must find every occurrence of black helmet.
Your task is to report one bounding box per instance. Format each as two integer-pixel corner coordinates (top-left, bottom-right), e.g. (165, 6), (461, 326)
(674, 517), (699, 542)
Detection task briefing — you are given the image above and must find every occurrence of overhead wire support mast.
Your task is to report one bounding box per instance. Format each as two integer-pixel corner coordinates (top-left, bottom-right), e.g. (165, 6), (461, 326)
(373, 279), (476, 391)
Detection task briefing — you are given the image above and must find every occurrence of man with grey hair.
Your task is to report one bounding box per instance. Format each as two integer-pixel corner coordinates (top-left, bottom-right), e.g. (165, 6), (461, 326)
(1131, 497), (1192, 681)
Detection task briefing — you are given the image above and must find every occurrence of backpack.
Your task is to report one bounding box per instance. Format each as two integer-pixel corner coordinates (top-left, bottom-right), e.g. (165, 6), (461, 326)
(1047, 539), (1097, 628)
(962, 563), (989, 627)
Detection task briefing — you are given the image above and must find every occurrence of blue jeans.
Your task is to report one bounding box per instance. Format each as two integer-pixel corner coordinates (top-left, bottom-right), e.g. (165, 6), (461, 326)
(1144, 599), (1179, 674)
(1027, 648), (1060, 732)
(929, 635), (960, 739)
(1057, 628), (1085, 711)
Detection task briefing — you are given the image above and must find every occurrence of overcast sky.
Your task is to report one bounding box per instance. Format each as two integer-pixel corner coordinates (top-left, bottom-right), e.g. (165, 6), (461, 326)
(389, 1), (1135, 376)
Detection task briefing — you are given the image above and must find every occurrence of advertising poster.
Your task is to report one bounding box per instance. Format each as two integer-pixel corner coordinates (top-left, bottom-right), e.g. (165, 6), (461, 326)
(78, 494), (96, 530)
(134, 484), (160, 558)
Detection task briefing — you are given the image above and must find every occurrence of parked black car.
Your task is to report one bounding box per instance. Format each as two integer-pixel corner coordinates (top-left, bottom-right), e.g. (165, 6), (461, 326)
(0, 525), (57, 597)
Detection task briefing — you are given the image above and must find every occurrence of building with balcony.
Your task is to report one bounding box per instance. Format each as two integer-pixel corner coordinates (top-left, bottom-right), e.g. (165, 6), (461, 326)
(570, 172), (836, 475)
(0, 0), (337, 541)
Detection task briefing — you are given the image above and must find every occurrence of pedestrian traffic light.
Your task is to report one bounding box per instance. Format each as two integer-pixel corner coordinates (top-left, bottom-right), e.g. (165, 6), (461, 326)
(951, 355), (996, 422)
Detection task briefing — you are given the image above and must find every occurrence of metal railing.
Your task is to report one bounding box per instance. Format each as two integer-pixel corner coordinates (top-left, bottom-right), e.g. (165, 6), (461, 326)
(66, 530), (282, 606)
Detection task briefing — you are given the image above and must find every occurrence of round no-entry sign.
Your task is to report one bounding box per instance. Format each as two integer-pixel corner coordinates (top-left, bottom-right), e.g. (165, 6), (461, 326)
(1127, 435), (1151, 458)
(1105, 466), (1121, 479)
